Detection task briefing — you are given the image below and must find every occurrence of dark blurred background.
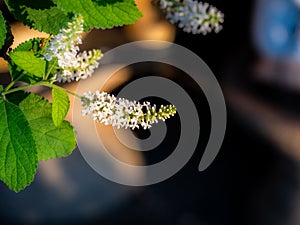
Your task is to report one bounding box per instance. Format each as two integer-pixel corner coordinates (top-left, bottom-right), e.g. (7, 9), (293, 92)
(2, 0), (300, 225)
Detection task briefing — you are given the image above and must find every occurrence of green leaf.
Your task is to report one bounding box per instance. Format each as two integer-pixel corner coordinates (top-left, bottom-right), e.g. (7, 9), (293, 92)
(0, 10), (13, 56)
(25, 6), (71, 34)
(0, 11), (7, 50)
(9, 51), (46, 77)
(52, 88), (70, 127)
(3, 0), (71, 34)
(0, 99), (38, 192)
(13, 38), (42, 53)
(3, 0), (67, 34)
(29, 118), (76, 160)
(19, 93), (76, 161)
(53, 0), (142, 30)
(8, 60), (42, 84)
(8, 38), (51, 83)
(6, 91), (29, 106)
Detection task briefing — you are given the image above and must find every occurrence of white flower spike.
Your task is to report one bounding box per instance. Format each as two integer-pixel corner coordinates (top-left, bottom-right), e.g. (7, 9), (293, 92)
(81, 91), (177, 130)
(160, 0), (224, 35)
(44, 15), (103, 83)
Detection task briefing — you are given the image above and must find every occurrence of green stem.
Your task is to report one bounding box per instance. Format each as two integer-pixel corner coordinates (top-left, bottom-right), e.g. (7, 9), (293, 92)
(4, 69), (25, 92)
(4, 81), (16, 92)
(44, 58), (57, 80)
(2, 82), (43, 95)
(41, 34), (57, 80)
(44, 83), (82, 99)
(2, 81), (82, 99)
(39, 34), (53, 56)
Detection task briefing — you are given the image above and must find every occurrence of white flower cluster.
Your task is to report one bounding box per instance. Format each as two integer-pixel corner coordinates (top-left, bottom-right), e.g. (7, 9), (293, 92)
(160, 0), (224, 35)
(82, 91), (177, 130)
(44, 15), (103, 83)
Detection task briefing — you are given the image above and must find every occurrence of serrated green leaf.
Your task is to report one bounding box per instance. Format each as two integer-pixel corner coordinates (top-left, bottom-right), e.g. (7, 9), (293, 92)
(6, 91), (29, 106)
(13, 38), (42, 53)
(0, 11), (7, 50)
(8, 38), (52, 84)
(8, 38), (41, 82)
(3, 0), (58, 33)
(4, 0), (71, 34)
(0, 98), (38, 192)
(53, 0), (142, 30)
(29, 118), (76, 160)
(0, 10), (13, 56)
(25, 6), (71, 34)
(52, 88), (70, 127)
(8, 60), (41, 84)
(19, 93), (76, 161)
(9, 51), (46, 77)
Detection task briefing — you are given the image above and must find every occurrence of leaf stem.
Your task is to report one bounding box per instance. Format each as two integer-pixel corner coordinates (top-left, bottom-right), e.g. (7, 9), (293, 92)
(4, 81), (16, 92)
(2, 82), (42, 95)
(43, 83), (82, 99)
(4, 69), (25, 92)
(2, 81), (83, 99)
(39, 35), (53, 56)
(44, 58), (57, 80)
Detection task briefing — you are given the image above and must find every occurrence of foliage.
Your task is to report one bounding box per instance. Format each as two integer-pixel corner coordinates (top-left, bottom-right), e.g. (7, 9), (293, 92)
(0, 0), (142, 192)
(0, 0), (221, 192)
